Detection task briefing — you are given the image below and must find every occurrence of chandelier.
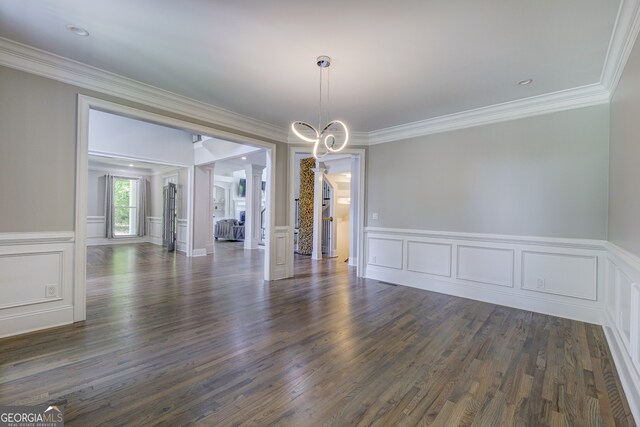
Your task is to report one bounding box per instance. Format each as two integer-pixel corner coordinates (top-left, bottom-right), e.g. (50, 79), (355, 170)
(291, 55), (349, 159)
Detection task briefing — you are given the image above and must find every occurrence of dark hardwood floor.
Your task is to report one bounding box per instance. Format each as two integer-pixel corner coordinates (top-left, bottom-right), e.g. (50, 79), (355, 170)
(0, 242), (635, 426)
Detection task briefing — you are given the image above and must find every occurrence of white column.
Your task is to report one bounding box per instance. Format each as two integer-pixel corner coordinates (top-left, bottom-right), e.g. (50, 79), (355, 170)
(193, 164), (213, 257)
(244, 164), (265, 250)
(312, 165), (326, 260)
(349, 156), (358, 267)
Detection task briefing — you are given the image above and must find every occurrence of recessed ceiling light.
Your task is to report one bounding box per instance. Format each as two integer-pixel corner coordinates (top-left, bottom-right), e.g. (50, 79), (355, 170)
(241, 156), (247, 160)
(129, 164), (134, 167)
(66, 24), (89, 37)
(518, 79), (533, 86)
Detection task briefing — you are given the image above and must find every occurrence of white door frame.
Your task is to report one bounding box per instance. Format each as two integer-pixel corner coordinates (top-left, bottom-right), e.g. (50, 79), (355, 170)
(75, 94), (277, 322)
(287, 146), (366, 277)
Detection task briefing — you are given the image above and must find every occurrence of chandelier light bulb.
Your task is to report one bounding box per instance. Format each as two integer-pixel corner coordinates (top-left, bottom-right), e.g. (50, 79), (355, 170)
(291, 56), (349, 159)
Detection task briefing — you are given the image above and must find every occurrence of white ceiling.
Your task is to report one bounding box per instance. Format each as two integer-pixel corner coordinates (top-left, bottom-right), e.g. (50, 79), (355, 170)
(214, 149), (267, 176)
(0, 0), (621, 132)
(88, 155), (180, 175)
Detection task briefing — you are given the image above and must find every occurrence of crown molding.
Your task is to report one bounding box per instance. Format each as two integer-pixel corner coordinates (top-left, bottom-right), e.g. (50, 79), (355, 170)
(0, 37), (288, 143)
(601, 0), (640, 97)
(1, 0), (640, 149)
(367, 84), (610, 145)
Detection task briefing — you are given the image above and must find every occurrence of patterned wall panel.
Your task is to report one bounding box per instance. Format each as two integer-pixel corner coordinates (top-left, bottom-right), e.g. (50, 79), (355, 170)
(298, 157), (315, 255)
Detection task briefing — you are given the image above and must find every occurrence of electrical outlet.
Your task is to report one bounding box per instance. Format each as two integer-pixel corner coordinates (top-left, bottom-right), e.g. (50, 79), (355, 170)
(536, 278), (546, 289)
(45, 284), (57, 298)
(372, 213), (379, 220)
(372, 256), (377, 264)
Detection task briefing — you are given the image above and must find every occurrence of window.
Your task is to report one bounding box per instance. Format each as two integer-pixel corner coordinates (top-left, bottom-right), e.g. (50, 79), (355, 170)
(113, 177), (139, 236)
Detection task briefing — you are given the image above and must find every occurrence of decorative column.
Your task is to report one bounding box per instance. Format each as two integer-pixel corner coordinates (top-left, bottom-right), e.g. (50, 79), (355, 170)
(193, 164), (214, 257)
(244, 164), (265, 250)
(349, 155), (358, 266)
(312, 164), (326, 260)
(297, 157), (316, 255)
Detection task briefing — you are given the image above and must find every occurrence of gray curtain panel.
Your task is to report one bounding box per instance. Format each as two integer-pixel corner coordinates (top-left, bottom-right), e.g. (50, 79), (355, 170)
(138, 178), (148, 237)
(104, 174), (114, 239)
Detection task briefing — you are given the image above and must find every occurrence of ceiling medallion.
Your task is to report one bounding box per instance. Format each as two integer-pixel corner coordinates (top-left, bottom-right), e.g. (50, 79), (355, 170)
(291, 55), (349, 159)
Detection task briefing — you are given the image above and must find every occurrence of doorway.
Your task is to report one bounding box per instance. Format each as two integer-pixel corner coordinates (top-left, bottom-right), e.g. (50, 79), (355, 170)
(74, 95), (277, 323)
(288, 147), (365, 277)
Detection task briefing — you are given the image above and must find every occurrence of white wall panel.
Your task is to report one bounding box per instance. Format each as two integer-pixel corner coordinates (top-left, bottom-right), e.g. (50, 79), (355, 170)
(0, 233), (74, 338)
(407, 241), (451, 277)
(272, 226), (291, 280)
(606, 259), (618, 317)
(368, 238), (403, 269)
(0, 252), (62, 309)
(457, 245), (513, 287)
(522, 251), (597, 300)
(618, 269), (633, 349)
(176, 219), (188, 252)
(87, 216), (105, 238)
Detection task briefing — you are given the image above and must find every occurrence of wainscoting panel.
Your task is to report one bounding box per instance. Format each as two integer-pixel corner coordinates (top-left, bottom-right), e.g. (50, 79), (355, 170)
(406, 241), (451, 277)
(604, 243), (640, 424)
(147, 216), (163, 246)
(367, 238), (403, 270)
(86, 216), (105, 238)
(521, 251), (597, 300)
(456, 245), (514, 287)
(617, 268), (634, 351)
(365, 227), (606, 325)
(0, 232), (75, 338)
(176, 219), (188, 253)
(0, 252), (63, 309)
(272, 226), (291, 281)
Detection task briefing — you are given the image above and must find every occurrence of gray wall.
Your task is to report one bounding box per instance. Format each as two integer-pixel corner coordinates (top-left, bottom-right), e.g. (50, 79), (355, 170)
(87, 170), (106, 217)
(609, 35), (640, 257)
(367, 104), (610, 239)
(0, 65), (289, 233)
(0, 66), (77, 231)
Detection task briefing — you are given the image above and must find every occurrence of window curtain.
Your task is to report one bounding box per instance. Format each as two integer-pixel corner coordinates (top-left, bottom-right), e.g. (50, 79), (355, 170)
(137, 178), (148, 237)
(104, 174), (115, 238)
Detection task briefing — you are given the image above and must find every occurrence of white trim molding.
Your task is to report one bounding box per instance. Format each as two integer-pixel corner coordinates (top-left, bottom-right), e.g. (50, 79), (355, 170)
(364, 227), (608, 324)
(272, 226), (293, 280)
(603, 242), (640, 424)
(2, 0), (640, 148)
(0, 37), (287, 143)
(367, 84), (610, 145)
(601, 0), (640, 97)
(0, 232), (75, 338)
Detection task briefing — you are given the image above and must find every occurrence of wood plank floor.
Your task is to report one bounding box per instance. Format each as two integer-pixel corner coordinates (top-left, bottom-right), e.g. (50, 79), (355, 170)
(0, 242), (635, 426)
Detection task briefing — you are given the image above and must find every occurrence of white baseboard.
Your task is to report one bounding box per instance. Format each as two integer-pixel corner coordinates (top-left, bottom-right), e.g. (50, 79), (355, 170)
(367, 265), (604, 324)
(192, 248), (207, 257)
(87, 236), (149, 246)
(0, 305), (74, 339)
(148, 236), (163, 246)
(603, 314), (640, 424)
(348, 256), (358, 267)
